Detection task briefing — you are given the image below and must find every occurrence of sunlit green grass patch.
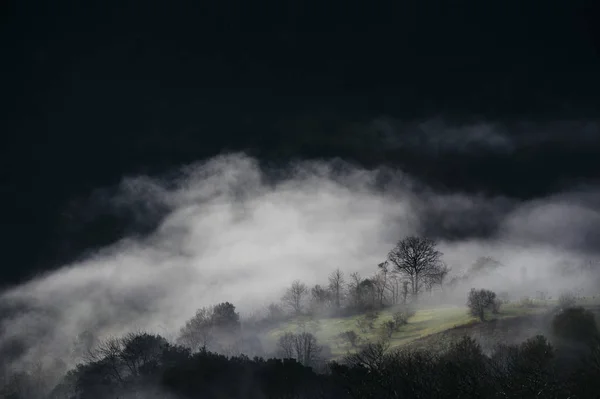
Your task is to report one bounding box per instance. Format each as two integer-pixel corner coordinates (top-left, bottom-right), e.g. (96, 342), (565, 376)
(265, 301), (561, 357)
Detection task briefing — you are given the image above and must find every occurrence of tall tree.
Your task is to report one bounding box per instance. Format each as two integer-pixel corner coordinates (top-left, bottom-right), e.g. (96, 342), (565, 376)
(374, 262), (390, 306)
(387, 236), (444, 299)
(282, 280), (308, 315)
(328, 268), (345, 311)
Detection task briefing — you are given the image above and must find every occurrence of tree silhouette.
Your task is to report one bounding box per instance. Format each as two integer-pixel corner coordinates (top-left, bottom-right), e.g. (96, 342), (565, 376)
(282, 280), (308, 315)
(328, 268), (345, 312)
(387, 236), (444, 299)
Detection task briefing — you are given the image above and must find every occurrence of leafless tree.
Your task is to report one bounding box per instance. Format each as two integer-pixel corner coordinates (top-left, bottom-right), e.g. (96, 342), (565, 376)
(277, 332), (297, 359)
(282, 280), (308, 315)
(385, 273), (402, 305)
(425, 263), (451, 292)
(374, 262), (390, 306)
(277, 331), (323, 367)
(387, 236), (444, 299)
(344, 340), (390, 372)
(328, 268), (345, 311)
(294, 332), (323, 367)
(85, 336), (125, 383)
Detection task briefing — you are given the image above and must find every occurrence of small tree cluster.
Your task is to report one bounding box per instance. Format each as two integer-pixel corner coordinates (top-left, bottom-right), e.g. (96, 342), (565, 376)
(273, 236), (452, 320)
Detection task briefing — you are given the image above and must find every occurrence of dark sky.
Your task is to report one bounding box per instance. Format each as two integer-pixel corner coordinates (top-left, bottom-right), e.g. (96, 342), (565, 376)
(2, 0), (600, 285)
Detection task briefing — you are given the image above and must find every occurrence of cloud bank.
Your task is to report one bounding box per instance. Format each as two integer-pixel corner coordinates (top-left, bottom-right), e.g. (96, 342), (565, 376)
(1, 152), (599, 378)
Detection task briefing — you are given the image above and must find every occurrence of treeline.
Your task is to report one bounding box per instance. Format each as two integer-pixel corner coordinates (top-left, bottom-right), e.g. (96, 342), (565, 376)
(4, 306), (600, 398)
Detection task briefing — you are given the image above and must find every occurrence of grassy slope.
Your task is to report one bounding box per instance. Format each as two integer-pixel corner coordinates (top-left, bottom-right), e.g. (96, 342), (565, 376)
(265, 297), (600, 358)
(266, 302), (555, 357)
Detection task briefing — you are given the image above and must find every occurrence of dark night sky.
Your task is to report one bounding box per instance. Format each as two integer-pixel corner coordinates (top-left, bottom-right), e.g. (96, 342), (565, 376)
(1, 0), (600, 285)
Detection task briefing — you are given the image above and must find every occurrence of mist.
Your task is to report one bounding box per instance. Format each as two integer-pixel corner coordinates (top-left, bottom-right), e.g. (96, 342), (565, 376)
(1, 151), (599, 379)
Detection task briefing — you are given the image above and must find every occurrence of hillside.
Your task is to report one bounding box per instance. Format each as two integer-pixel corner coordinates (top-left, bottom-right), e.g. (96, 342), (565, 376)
(266, 299), (600, 358)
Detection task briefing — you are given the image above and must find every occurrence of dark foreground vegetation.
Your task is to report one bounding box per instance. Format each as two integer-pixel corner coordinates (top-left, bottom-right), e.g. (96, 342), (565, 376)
(1, 306), (599, 399)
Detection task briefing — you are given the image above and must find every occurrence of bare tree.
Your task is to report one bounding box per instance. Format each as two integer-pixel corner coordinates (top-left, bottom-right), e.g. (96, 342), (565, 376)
(425, 263), (451, 292)
(282, 280), (308, 315)
(328, 268), (345, 311)
(348, 272), (363, 307)
(277, 331), (323, 367)
(293, 332), (323, 367)
(374, 262), (390, 307)
(277, 332), (297, 359)
(344, 340), (390, 372)
(85, 336), (125, 383)
(387, 236), (444, 299)
(385, 273), (402, 305)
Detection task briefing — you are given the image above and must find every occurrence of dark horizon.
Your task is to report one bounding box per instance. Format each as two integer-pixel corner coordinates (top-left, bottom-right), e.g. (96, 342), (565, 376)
(2, 0), (600, 286)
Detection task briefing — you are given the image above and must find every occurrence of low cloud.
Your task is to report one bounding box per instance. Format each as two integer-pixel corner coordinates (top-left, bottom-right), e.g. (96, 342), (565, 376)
(1, 152), (599, 377)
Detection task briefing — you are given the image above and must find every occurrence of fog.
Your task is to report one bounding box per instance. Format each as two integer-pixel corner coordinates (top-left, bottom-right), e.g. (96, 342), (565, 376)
(1, 151), (599, 377)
